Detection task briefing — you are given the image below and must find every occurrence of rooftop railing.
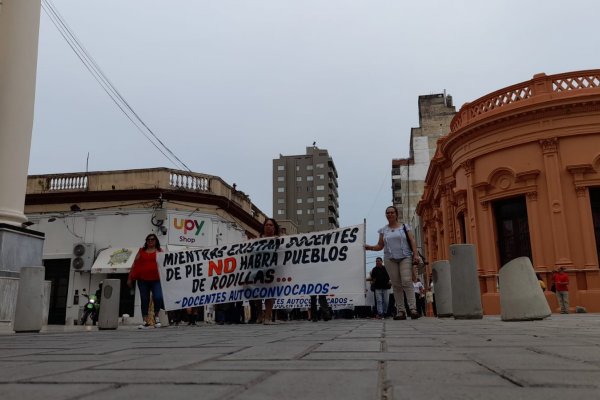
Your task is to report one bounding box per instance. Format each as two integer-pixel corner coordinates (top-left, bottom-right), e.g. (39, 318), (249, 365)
(27, 167), (264, 217)
(28, 168), (213, 194)
(450, 70), (600, 133)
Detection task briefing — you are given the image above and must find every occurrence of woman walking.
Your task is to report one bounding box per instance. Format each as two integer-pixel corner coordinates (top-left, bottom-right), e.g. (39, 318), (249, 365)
(365, 206), (422, 320)
(127, 233), (165, 329)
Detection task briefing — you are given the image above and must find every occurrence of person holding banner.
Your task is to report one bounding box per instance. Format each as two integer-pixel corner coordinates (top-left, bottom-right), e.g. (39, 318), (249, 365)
(127, 233), (165, 329)
(365, 205), (421, 320)
(249, 218), (279, 325)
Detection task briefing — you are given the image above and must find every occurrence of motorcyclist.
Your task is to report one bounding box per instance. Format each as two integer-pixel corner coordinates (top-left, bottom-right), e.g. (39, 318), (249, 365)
(80, 282), (102, 325)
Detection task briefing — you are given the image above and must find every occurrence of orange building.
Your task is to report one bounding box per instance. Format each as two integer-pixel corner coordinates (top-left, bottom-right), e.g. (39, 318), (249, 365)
(417, 70), (600, 314)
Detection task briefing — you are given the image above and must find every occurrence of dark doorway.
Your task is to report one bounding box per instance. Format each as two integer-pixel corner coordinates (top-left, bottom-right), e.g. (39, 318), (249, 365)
(43, 259), (70, 325)
(493, 196), (532, 267)
(457, 211), (467, 243)
(590, 188), (600, 263)
(107, 274), (135, 317)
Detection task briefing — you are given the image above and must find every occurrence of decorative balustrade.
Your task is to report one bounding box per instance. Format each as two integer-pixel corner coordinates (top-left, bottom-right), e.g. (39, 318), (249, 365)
(48, 175), (88, 191)
(552, 74), (600, 92)
(169, 172), (210, 191)
(29, 169), (212, 194)
(451, 70), (600, 132)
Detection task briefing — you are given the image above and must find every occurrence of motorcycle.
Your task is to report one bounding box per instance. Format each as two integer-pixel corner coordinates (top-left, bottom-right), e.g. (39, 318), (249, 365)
(80, 289), (100, 325)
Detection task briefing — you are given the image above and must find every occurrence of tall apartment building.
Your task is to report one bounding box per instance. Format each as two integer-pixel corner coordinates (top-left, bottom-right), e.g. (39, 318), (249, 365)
(392, 92), (456, 245)
(273, 146), (339, 233)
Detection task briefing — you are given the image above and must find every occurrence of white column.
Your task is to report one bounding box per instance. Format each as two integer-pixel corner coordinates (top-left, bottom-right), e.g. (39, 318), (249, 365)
(0, 0), (42, 225)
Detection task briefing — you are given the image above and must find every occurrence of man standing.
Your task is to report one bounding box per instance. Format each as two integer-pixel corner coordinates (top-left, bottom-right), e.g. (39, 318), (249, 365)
(412, 277), (426, 317)
(553, 266), (570, 314)
(368, 257), (391, 318)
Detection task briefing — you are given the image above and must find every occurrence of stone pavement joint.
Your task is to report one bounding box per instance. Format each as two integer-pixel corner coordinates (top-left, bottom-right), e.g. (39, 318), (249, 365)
(1, 315), (600, 399)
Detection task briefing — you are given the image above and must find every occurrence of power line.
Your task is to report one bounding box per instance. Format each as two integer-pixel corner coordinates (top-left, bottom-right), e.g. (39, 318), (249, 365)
(41, 0), (192, 172)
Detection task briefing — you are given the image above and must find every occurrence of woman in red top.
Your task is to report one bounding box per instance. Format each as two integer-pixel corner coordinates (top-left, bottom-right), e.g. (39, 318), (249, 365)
(552, 266), (570, 314)
(127, 233), (164, 329)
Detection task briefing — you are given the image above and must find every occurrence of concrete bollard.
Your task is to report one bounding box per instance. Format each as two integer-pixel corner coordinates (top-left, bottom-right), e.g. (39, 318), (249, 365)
(449, 244), (483, 319)
(499, 257), (551, 321)
(97, 279), (120, 330)
(13, 266), (45, 333)
(432, 260), (453, 317)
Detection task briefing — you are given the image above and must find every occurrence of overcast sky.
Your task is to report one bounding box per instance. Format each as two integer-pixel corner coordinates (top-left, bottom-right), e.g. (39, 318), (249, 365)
(29, 0), (599, 265)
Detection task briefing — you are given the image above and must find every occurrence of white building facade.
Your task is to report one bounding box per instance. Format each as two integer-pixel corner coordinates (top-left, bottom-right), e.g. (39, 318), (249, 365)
(23, 168), (266, 325)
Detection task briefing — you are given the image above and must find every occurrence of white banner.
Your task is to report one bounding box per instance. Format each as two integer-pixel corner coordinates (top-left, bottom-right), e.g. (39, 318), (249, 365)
(158, 224), (365, 311)
(272, 293), (365, 310)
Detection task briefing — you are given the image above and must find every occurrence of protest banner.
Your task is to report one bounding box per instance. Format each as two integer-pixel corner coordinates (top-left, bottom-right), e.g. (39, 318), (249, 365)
(158, 224), (365, 311)
(272, 293), (365, 310)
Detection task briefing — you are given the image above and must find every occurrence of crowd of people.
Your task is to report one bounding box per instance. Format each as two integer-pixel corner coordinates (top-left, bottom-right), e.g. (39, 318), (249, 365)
(126, 204), (571, 329)
(126, 218), (338, 329)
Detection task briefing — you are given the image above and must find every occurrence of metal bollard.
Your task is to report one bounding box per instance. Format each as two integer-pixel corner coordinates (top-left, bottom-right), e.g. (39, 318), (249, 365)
(499, 257), (551, 321)
(97, 279), (120, 330)
(13, 266), (45, 333)
(449, 244), (483, 319)
(432, 260), (453, 317)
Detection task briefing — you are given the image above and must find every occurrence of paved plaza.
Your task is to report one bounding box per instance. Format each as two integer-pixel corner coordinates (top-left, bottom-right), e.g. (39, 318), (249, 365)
(1, 314), (599, 400)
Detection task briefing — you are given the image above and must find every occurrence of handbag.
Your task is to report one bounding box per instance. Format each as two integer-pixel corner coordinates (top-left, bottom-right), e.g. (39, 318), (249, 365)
(425, 292), (434, 303)
(402, 224), (427, 269)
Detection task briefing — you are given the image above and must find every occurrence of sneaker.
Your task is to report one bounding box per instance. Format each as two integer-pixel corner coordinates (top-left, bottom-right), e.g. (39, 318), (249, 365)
(154, 318), (162, 328)
(138, 322), (152, 329)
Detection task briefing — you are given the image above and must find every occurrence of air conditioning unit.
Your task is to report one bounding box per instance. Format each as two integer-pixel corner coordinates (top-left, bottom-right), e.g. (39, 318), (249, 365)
(71, 243), (95, 271)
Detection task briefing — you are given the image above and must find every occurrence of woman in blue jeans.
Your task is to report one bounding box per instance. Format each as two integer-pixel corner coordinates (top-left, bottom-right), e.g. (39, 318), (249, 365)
(127, 233), (164, 329)
(365, 206), (421, 320)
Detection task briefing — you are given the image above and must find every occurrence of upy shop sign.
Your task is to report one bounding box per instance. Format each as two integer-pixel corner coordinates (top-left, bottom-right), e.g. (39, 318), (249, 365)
(167, 215), (210, 246)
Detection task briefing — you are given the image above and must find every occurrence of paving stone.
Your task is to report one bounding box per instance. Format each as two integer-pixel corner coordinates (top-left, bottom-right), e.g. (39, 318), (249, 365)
(77, 384), (236, 400)
(220, 342), (316, 360)
(0, 361), (101, 382)
(316, 339), (380, 352)
(304, 351), (467, 361)
(392, 385), (600, 399)
(386, 360), (512, 386)
(28, 369), (265, 385)
(501, 369), (600, 388)
(468, 349), (599, 371)
(1, 315), (600, 399)
(193, 359), (378, 371)
(0, 383), (115, 400)
(230, 370), (379, 400)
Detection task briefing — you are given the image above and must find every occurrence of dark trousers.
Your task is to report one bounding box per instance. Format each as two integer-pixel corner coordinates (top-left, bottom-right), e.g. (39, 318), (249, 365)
(415, 294), (426, 316)
(137, 280), (163, 317)
(310, 295), (331, 320)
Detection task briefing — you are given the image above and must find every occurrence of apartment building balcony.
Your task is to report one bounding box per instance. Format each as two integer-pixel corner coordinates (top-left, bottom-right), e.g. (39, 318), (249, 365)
(328, 202), (339, 217)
